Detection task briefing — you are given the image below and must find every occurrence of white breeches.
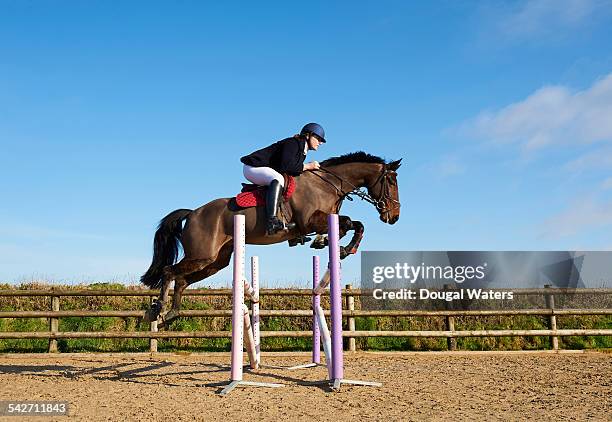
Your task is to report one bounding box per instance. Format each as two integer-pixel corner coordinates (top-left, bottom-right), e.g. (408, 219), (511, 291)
(243, 164), (284, 187)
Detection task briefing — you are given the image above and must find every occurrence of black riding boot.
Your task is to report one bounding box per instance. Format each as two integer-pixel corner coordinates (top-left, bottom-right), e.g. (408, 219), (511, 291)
(266, 180), (294, 235)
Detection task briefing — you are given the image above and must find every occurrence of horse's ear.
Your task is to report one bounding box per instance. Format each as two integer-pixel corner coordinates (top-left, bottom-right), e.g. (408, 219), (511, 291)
(388, 159), (402, 171)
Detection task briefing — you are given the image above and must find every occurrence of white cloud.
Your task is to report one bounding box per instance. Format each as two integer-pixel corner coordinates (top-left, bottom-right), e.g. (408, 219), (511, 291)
(602, 177), (612, 190)
(462, 72), (612, 151)
(419, 155), (467, 179)
(456, 67), (612, 242)
(497, 0), (610, 39)
(565, 147), (612, 172)
(435, 156), (466, 178)
(542, 195), (612, 238)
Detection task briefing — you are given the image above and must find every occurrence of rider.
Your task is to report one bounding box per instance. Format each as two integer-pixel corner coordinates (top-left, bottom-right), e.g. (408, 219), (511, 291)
(240, 122), (326, 235)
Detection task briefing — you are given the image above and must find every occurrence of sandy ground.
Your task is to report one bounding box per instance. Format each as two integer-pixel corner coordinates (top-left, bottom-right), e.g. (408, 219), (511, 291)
(0, 351), (610, 421)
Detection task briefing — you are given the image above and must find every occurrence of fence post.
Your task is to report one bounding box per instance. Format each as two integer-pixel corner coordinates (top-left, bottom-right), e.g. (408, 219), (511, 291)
(444, 284), (457, 351)
(149, 296), (158, 353)
(544, 285), (559, 350)
(346, 284), (356, 352)
(48, 295), (60, 353)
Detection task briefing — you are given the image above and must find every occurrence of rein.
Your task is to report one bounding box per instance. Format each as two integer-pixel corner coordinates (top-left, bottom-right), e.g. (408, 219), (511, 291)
(311, 166), (400, 213)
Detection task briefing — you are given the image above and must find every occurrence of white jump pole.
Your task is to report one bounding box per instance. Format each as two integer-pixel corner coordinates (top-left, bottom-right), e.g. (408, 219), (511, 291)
(241, 256), (260, 369)
(242, 304), (257, 369)
(312, 256), (321, 365)
(219, 214), (283, 396)
(316, 303), (333, 379)
(313, 267), (330, 296)
(251, 256), (261, 366)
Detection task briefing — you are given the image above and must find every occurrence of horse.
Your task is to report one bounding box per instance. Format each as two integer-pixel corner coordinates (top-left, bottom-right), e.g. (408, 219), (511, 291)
(141, 151), (401, 326)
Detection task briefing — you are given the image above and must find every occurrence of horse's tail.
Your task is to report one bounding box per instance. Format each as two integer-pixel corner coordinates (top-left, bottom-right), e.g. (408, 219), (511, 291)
(140, 209), (193, 289)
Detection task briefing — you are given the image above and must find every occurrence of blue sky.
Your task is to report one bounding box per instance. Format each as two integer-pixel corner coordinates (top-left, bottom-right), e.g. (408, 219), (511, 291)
(1, 1), (612, 288)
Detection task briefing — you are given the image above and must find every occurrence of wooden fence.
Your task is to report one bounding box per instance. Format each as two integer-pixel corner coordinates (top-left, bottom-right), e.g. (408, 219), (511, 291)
(0, 286), (610, 353)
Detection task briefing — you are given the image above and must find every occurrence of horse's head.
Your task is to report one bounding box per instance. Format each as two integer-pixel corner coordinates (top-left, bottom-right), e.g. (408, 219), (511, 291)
(317, 152), (402, 225)
(366, 159), (401, 224)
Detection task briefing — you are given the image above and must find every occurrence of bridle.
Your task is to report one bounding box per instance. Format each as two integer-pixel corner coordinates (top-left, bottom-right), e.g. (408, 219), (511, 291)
(312, 165), (401, 214)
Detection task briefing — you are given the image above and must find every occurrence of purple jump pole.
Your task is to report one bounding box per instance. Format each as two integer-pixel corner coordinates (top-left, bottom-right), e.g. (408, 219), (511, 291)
(326, 213), (382, 391)
(285, 256), (323, 370)
(312, 256), (321, 365)
(328, 214), (344, 382)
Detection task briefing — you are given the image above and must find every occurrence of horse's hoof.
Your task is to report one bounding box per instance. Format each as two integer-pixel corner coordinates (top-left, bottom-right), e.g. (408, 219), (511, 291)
(310, 234), (327, 249)
(156, 316), (166, 330)
(160, 309), (179, 327)
(288, 236), (312, 247)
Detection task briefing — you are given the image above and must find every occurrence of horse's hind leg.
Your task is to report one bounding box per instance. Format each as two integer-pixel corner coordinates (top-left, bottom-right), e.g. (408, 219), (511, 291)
(144, 268), (175, 322)
(197, 241), (234, 279)
(159, 276), (188, 326)
(156, 258), (214, 327)
(160, 241), (234, 326)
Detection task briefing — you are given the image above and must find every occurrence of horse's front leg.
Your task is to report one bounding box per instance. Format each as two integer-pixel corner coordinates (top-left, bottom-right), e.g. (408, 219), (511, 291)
(340, 219), (364, 259)
(309, 215), (364, 260)
(337, 216), (365, 259)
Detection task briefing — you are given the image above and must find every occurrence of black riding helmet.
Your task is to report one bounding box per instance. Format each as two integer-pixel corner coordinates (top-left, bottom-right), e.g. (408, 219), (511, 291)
(300, 123), (326, 143)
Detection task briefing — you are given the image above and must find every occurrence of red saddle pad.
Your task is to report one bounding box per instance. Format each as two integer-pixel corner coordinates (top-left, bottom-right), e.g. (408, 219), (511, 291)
(235, 176), (296, 208)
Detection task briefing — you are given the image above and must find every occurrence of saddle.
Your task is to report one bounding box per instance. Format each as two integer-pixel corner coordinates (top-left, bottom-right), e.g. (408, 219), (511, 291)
(235, 174), (296, 208)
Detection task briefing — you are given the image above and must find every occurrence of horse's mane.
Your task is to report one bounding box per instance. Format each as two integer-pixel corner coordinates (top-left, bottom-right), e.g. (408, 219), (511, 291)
(320, 151), (386, 167)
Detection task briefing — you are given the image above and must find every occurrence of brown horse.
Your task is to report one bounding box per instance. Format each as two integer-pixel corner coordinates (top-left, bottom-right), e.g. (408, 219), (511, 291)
(141, 152), (401, 326)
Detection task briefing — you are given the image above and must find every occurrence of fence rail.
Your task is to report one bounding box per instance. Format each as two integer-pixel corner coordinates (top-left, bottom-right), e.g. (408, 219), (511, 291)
(1, 309), (612, 318)
(1, 329), (610, 340)
(1, 286), (610, 353)
(1, 288), (611, 297)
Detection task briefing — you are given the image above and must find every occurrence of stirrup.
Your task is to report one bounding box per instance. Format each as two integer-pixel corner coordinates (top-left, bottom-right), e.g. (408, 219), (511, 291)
(266, 217), (295, 235)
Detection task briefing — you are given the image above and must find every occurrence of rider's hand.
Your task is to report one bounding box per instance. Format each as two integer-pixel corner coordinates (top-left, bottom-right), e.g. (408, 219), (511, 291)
(306, 161), (320, 171)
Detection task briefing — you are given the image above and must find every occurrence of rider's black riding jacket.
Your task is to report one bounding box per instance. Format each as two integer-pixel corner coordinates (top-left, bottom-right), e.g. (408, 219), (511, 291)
(240, 136), (307, 176)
